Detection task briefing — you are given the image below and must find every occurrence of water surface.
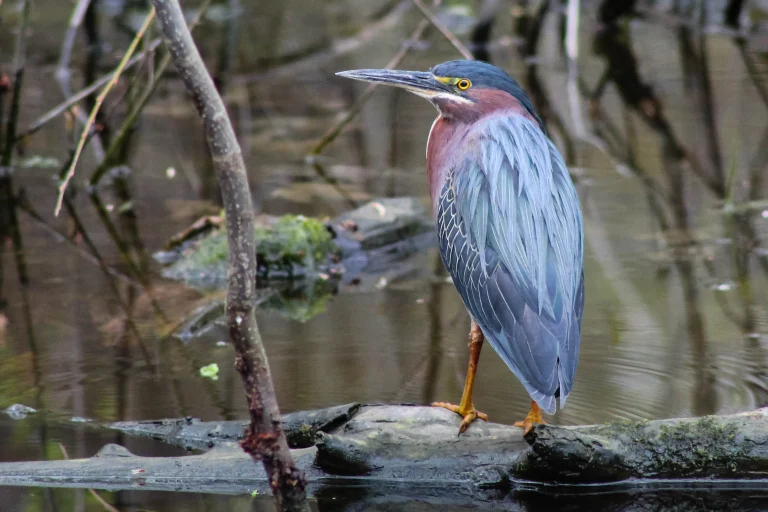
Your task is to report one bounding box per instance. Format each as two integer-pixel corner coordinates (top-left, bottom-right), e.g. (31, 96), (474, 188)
(1, 0), (767, 510)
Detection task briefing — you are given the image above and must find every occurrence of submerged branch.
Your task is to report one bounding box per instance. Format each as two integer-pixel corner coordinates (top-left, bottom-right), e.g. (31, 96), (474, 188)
(149, 0), (309, 509)
(57, 443), (120, 512)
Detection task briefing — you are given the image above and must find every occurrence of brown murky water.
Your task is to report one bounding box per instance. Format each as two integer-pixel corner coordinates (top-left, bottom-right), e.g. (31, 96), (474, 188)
(1, 0), (768, 510)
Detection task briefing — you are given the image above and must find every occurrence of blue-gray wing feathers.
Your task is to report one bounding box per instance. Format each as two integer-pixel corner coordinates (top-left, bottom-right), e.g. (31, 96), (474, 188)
(436, 115), (584, 414)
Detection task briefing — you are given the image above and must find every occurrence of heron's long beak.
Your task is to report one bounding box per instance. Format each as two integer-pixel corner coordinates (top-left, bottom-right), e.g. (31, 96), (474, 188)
(336, 69), (449, 98)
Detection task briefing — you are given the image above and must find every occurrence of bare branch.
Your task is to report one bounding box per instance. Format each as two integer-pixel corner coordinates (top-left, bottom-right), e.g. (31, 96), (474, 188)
(1, 0), (31, 167)
(149, 0), (309, 509)
(54, 8), (156, 217)
(312, 17), (432, 155)
(17, 39), (163, 142)
(411, 0), (473, 60)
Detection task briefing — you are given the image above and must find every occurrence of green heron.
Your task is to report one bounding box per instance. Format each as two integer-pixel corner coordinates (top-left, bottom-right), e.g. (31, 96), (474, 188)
(337, 60), (584, 435)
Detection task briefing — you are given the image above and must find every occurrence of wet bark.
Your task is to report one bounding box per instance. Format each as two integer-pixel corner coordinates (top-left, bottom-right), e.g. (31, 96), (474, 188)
(148, 1), (309, 510)
(517, 408), (768, 482)
(5, 404), (768, 492)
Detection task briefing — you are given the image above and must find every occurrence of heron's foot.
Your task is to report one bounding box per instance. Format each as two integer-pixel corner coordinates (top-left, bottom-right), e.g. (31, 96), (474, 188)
(513, 402), (545, 436)
(431, 401), (488, 434)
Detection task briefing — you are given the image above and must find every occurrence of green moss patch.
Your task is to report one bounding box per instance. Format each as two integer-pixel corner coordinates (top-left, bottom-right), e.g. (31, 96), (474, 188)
(585, 416), (748, 477)
(161, 214), (341, 288)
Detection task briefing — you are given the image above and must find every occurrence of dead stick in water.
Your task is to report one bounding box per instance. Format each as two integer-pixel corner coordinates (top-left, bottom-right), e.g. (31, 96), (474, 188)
(54, 8), (156, 217)
(17, 39), (163, 142)
(149, 0), (309, 509)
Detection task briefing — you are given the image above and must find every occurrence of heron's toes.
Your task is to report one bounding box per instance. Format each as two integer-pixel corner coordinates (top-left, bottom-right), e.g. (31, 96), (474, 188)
(514, 410), (545, 436)
(431, 402), (488, 435)
(513, 418), (535, 436)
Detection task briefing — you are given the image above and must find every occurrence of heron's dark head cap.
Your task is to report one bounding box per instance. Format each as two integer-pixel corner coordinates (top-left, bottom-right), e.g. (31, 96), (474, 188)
(429, 60), (526, 99)
(337, 60), (542, 127)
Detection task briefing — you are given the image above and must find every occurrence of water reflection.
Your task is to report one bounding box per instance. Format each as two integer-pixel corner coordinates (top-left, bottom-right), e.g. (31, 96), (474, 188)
(0, 0), (767, 509)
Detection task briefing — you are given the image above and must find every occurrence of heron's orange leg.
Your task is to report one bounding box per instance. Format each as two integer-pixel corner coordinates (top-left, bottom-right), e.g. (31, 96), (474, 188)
(432, 321), (488, 434)
(513, 400), (545, 436)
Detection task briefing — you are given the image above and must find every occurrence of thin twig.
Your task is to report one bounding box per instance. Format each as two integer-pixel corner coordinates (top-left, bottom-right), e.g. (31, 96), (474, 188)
(312, 18), (432, 155)
(54, 8), (156, 217)
(55, 0), (93, 97)
(2, 0), (31, 167)
(735, 41), (768, 110)
(411, 0), (473, 59)
(150, 1), (309, 508)
(17, 39), (163, 142)
(56, 0), (105, 162)
(58, 443), (121, 512)
(90, 0), (214, 186)
(17, 200), (138, 287)
(233, 1), (411, 85)
(56, 0), (91, 94)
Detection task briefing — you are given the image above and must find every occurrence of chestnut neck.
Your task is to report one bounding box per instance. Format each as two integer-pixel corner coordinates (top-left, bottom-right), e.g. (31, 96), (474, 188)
(426, 88), (538, 215)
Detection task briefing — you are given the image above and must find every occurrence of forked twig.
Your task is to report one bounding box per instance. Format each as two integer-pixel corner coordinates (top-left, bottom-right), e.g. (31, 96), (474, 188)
(17, 39), (163, 142)
(54, 8), (156, 217)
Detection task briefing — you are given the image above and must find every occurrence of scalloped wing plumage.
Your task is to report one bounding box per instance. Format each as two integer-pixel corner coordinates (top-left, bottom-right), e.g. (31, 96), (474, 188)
(436, 114), (584, 414)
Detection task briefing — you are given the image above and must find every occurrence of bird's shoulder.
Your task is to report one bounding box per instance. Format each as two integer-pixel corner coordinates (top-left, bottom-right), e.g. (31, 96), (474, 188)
(436, 113), (583, 320)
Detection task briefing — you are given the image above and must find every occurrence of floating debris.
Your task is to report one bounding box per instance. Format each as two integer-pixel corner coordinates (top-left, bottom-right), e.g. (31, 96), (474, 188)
(5, 404), (36, 420)
(199, 363), (220, 381)
(19, 155), (60, 169)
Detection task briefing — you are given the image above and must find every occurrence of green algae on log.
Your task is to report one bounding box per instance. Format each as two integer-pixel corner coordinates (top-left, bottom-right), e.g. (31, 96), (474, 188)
(155, 197), (435, 290)
(516, 410), (768, 483)
(3, 405), (768, 505)
(160, 214), (340, 287)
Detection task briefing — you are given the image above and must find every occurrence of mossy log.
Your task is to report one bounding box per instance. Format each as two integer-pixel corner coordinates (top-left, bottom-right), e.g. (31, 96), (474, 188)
(155, 197), (434, 290)
(516, 409), (768, 482)
(106, 404), (768, 483)
(2, 404), (768, 505)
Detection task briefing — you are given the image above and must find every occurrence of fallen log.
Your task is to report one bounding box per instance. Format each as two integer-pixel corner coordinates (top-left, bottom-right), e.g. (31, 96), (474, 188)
(517, 409), (768, 483)
(3, 404), (768, 506)
(108, 402), (361, 450)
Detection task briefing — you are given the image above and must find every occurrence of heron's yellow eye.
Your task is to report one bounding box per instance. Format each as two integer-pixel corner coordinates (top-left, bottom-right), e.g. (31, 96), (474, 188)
(457, 79), (471, 91)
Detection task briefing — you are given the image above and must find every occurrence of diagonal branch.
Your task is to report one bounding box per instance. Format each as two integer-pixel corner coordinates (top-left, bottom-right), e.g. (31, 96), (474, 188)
(411, 0), (473, 59)
(311, 16), (432, 155)
(17, 39), (163, 142)
(149, 1), (309, 510)
(54, 8), (156, 216)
